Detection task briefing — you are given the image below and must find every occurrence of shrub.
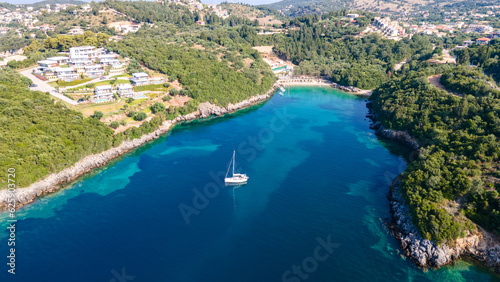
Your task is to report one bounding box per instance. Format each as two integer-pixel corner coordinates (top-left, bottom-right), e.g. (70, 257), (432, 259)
(134, 111), (147, 121)
(91, 111), (103, 119)
(109, 121), (120, 129)
(150, 102), (165, 114)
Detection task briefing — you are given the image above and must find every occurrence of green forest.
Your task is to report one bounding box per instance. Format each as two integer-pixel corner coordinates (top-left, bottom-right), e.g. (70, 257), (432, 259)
(0, 68), (114, 187)
(109, 24), (276, 106)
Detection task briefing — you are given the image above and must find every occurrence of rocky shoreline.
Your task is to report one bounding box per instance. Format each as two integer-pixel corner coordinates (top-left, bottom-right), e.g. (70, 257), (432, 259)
(367, 105), (500, 273)
(388, 178), (483, 269)
(0, 87), (277, 211)
(330, 82), (373, 96)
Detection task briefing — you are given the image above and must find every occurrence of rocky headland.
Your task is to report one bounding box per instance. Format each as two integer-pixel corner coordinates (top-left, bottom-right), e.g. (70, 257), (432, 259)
(367, 105), (500, 273)
(0, 88), (276, 211)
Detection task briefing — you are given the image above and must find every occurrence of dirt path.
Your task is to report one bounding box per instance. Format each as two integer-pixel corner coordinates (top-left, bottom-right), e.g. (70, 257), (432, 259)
(427, 74), (462, 98)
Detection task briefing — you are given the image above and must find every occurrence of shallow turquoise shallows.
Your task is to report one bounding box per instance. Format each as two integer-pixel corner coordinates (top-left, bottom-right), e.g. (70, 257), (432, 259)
(1, 87), (498, 281)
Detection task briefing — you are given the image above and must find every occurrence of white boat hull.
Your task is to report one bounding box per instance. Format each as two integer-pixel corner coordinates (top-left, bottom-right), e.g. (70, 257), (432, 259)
(225, 174), (249, 184)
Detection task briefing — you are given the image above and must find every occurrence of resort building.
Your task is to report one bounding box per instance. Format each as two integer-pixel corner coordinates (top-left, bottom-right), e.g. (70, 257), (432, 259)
(37, 59), (59, 70)
(374, 17), (406, 38)
(69, 46), (97, 59)
(84, 64), (104, 77)
(99, 54), (119, 66)
(94, 85), (113, 100)
(117, 84), (134, 98)
(131, 72), (149, 86)
(46, 56), (69, 64)
(69, 46), (98, 67)
(70, 55), (93, 67)
(54, 67), (78, 81)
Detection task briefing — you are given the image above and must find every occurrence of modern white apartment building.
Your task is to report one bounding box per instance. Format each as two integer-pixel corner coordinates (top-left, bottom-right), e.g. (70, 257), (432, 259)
(54, 67), (78, 81)
(99, 54), (119, 66)
(84, 64), (104, 77)
(69, 46), (96, 58)
(47, 56), (69, 64)
(117, 84), (134, 98)
(131, 72), (149, 86)
(37, 59), (59, 70)
(94, 85), (113, 100)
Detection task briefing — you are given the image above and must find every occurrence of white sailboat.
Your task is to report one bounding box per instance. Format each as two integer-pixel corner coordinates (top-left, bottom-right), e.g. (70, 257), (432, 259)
(225, 150), (249, 185)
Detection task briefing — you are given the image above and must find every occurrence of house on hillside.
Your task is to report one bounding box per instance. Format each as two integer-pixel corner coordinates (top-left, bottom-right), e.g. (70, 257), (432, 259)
(47, 56), (69, 64)
(54, 67), (78, 81)
(476, 37), (491, 45)
(117, 84), (134, 98)
(99, 54), (119, 66)
(69, 46), (98, 66)
(131, 72), (149, 86)
(37, 59), (59, 70)
(94, 85), (113, 100)
(84, 64), (104, 77)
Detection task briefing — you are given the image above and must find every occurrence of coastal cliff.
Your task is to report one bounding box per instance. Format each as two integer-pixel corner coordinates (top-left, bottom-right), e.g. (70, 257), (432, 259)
(389, 179), (481, 268)
(0, 91), (274, 211)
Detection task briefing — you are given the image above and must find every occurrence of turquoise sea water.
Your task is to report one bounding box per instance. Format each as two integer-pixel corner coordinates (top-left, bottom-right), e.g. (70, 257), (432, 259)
(1, 86), (498, 281)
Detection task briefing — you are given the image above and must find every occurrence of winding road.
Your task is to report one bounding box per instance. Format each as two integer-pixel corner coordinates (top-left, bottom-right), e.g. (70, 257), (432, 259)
(19, 67), (78, 105)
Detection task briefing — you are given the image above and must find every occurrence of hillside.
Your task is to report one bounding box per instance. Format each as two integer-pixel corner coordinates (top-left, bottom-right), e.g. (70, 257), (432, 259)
(263, 0), (473, 16)
(31, 0), (86, 7)
(218, 3), (284, 25)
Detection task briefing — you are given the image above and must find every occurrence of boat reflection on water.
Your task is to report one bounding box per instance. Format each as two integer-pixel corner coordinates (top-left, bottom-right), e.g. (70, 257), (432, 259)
(225, 183), (246, 207)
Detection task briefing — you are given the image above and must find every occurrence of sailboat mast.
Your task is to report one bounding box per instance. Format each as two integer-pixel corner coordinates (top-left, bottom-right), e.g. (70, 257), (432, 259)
(232, 150), (235, 176)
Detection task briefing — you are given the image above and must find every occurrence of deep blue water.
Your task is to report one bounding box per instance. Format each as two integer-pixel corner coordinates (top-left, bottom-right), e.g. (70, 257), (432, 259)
(1, 87), (498, 281)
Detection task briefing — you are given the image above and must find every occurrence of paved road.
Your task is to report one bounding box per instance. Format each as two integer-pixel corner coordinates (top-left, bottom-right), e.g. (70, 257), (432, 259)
(19, 68), (78, 105)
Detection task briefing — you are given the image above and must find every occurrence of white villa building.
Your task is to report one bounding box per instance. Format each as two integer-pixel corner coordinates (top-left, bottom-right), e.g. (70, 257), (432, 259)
(99, 54), (119, 66)
(84, 64), (104, 77)
(47, 56), (69, 64)
(131, 72), (149, 86)
(70, 55), (93, 67)
(37, 45), (127, 81)
(37, 59), (59, 70)
(69, 46), (97, 61)
(94, 85), (113, 100)
(117, 84), (134, 98)
(108, 21), (142, 34)
(54, 67), (78, 81)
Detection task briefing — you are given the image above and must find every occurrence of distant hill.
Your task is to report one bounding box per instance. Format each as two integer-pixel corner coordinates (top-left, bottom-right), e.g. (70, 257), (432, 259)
(262, 0), (478, 17)
(30, 0), (86, 7)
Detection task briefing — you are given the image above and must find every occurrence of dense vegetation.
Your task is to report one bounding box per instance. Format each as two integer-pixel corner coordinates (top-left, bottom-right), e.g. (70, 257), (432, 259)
(455, 40), (500, 84)
(6, 32), (111, 70)
(262, 11), (433, 89)
(0, 31), (31, 53)
(0, 69), (114, 188)
(370, 61), (500, 243)
(263, 0), (350, 17)
(441, 66), (500, 98)
(110, 25), (276, 106)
